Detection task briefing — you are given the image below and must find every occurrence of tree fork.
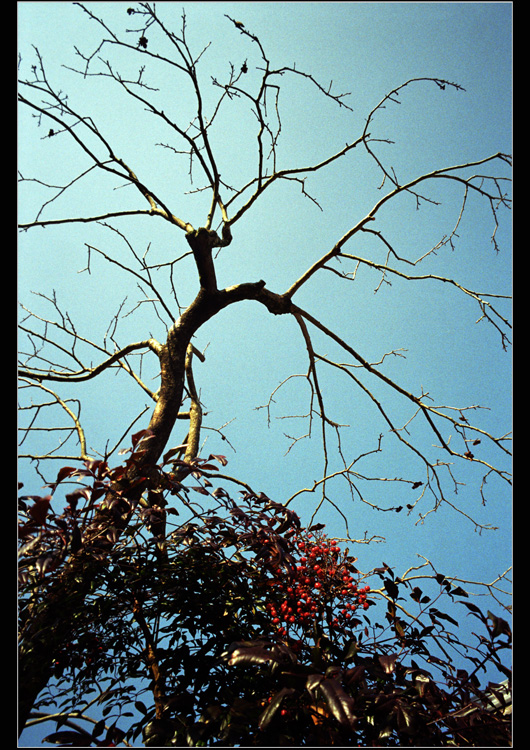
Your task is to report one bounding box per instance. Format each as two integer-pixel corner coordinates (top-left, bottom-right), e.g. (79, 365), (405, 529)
(18, 228), (293, 733)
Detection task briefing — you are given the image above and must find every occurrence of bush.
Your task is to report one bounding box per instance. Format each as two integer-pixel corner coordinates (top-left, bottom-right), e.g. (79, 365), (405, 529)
(19, 453), (511, 746)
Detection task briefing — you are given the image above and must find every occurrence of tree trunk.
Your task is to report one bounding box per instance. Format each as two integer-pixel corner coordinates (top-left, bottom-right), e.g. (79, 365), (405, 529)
(18, 228), (291, 733)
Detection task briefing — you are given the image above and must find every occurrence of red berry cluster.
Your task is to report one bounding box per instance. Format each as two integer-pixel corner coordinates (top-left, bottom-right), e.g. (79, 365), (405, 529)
(264, 531), (370, 639)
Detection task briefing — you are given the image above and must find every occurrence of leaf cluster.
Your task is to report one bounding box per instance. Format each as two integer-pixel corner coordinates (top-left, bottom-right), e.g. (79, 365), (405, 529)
(19, 450), (511, 746)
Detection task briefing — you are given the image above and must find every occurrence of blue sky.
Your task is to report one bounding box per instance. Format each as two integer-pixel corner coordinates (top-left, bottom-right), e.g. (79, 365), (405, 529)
(19, 1), (511, 744)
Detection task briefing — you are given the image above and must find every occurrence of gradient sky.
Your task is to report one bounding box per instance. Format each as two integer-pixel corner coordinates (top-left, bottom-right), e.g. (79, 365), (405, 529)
(18, 2), (511, 745)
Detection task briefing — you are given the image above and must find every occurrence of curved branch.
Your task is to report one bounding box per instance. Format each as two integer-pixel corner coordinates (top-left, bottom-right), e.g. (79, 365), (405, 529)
(19, 339), (159, 383)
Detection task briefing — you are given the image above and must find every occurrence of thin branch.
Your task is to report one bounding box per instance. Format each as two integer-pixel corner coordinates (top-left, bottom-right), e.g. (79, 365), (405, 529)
(18, 378), (89, 460)
(283, 153), (511, 300)
(290, 304), (510, 485)
(20, 339), (157, 383)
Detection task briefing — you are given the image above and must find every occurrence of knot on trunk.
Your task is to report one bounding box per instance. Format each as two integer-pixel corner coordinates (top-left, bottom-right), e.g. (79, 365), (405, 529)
(185, 227), (219, 292)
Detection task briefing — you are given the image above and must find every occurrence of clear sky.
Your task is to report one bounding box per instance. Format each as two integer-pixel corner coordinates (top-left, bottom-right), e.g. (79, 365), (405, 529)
(19, 2), (511, 744)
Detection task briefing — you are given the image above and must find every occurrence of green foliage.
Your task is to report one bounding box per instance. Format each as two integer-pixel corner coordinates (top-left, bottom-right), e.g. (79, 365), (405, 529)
(19, 452), (511, 746)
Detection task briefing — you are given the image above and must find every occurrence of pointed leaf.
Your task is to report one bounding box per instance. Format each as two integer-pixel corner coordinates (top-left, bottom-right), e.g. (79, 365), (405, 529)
(258, 687), (295, 730)
(487, 611), (511, 638)
(459, 600), (487, 620)
(70, 524), (83, 553)
(306, 673), (325, 698)
(208, 453), (228, 466)
(319, 677), (356, 729)
(413, 673), (431, 698)
(54, 466), (80, 485)
(384, 578), (399, 600)
(378, 653), (398, 674)
(28, 496), (52, 525)
(36, 554), (57, 575)
(343, 639), (359, 662)
(65, 488), (91, 509)
(131, 429), (153, 447)
(429, 607), (459, 627)
(91, 719), (105, 738)
(162, 443), (188, 464)
(225, 644), (278, 667)
(394, 699), (415, 733)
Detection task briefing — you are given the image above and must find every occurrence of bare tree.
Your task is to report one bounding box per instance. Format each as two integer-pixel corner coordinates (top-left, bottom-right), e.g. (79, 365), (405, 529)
(18, 3), (511, 737)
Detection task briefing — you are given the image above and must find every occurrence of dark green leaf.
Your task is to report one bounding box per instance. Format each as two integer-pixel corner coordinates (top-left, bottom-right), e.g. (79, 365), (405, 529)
(225, 643), (278, 667)
(319, 677), (356, 728)
(459, 600), (487, 619)
(378, 653), (398, 674)
(258, 687), (295, 729)
(429, 607), (459, 627)
(384, 578), (399, 600)
(488, 611), (511, 638)
(343, 638), (359, 662)
(91, 719), (105, 738)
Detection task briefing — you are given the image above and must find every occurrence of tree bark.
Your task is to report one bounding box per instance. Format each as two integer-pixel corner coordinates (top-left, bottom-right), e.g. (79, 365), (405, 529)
(18, 228), (292, 733)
